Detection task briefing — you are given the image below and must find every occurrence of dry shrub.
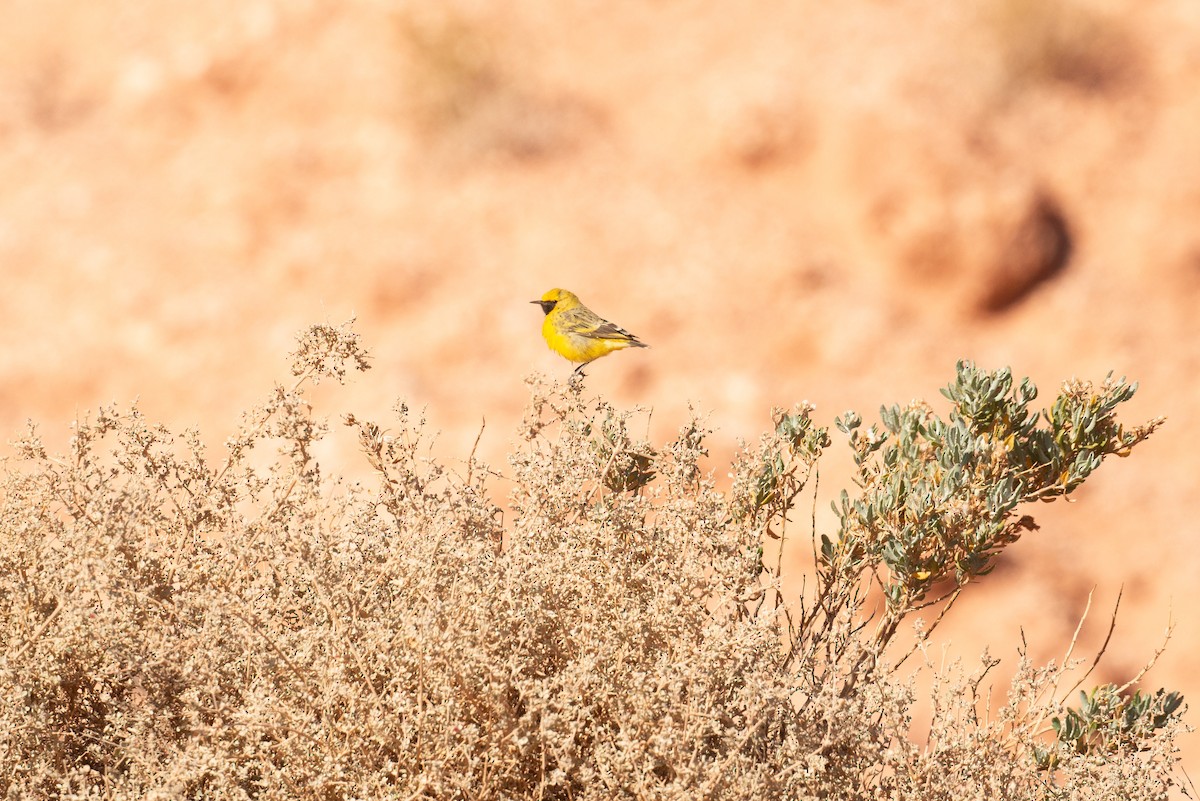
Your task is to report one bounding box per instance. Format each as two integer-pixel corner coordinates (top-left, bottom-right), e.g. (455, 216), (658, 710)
(0, 321), (1186, 799)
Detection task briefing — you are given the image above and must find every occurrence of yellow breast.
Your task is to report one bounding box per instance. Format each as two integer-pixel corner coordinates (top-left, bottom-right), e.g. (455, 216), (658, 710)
(541, 315), (634, 365)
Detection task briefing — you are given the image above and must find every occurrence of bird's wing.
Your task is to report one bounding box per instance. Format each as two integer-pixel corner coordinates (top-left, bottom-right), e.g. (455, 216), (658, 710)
(561, 307), (640, 342)
(588, 320), (641, 342)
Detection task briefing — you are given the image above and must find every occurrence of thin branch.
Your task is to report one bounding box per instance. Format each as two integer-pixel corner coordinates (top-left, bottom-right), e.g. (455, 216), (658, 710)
(10, 599), (63, 663)
(1115, 612), (1176, 695)
(230, 608), (317, 701)
(894, 587), (963, 670)
(809, 467), (821, 570)
(1057, 587), (1120, 706)
(574, 444), (622, 519)
(466, 417), (486, 485)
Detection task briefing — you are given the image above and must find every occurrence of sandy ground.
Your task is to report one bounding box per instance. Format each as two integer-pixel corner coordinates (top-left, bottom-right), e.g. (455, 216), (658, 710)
(2, 0), (1198, 783)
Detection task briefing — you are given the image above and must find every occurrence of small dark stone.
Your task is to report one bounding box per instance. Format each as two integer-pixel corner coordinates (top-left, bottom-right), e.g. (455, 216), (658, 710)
(977, 194), (1072, 313)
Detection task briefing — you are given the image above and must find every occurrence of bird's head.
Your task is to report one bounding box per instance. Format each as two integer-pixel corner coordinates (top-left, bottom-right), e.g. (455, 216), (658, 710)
(530, 288), (579, 315)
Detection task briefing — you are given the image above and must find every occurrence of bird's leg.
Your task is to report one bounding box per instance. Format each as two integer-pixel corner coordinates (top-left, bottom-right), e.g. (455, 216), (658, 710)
(572, 363), (588, 377)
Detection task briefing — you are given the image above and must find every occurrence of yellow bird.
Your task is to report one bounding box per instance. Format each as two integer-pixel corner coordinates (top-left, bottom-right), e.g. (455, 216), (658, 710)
(531, 288), (648, 374)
